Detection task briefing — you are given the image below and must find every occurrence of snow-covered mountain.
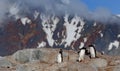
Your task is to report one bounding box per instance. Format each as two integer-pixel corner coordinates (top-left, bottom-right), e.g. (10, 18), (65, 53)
(0, 10), (120, 56)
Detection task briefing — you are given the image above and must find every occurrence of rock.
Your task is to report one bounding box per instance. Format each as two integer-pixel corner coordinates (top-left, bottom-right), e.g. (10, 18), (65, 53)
(16, 64), (32, 71)
(67, 62), (98, 71)
(12, 48), (58, 63)
(110, 60), (120, 66)
(89, 58), (108, 68)
(113, 65), (120, 71)
(38, 62), (98, 71)
(0, 57), (13, 68)
(0, 56), (3, 59)
(12, 49), (44, 63)
(10, 48), (120, 71)
(12, 50), (29, 63)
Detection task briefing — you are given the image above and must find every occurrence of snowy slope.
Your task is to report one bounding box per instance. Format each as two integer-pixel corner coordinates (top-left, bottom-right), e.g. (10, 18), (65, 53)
(0, 11), (120, 56)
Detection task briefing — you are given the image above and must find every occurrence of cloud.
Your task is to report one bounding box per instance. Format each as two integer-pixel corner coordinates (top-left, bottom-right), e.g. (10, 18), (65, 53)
(92, 8), (112, 23)
(0, 0), (10, 20)
(0, 0), (119, 25)
(61, 0), (70, 4)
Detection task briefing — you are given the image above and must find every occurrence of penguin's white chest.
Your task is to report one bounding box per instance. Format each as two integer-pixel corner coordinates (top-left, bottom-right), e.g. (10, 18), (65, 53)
(78, 49), (85, 61)
(57, 53), (62, 63)
(89, 47), (95, 58)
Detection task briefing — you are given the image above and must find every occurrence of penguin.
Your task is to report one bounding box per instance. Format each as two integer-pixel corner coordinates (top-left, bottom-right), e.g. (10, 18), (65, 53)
(78, 47), (86, 62)
(88, 45), (96, 58)
(57, 49), (63, 63)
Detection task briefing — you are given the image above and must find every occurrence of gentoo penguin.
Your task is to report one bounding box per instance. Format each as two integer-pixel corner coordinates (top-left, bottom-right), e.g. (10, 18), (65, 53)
(88, 45), (96, 58)
(57, 49), (63, 63)
(78, 47), (86, 62)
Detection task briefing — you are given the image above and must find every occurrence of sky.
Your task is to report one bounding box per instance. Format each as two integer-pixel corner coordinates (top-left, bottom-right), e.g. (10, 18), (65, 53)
(81, 0), (120, 14)
(0, 0), (119, 24)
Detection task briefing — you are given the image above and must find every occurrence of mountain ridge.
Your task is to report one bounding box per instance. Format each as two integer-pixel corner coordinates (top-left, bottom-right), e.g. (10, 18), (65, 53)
(0, 11), (120, 56)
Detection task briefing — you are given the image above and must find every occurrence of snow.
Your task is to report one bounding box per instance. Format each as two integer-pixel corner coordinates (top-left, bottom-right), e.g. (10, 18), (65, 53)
(20, 17), (32, 26)
(83, 37), (87, 42)
(40, 14), (59, 47)
(99, 31), (103, 37)
(100, 33), (103, 37)
(34, 11), (40, 20)
(37, 41), (46, 48)
(108, 40), (120, 51)
(51, 15), (60, 31)
(40, 14), (85, 47)
(93, 22), (97, 26)
(63, 14), (85, 47)
(118, 34), (120, 38)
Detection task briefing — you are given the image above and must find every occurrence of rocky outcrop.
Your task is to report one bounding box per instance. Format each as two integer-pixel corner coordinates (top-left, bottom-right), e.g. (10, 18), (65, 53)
(0, 57), (13, 68)
(89, 58), (108, 68)
(1, 48), (120, 71)
(113, 65), (120, 71)
(12, 48), (58, 63)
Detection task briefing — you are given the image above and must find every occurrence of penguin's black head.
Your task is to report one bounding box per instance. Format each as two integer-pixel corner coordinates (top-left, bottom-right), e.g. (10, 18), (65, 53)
(77, 50), (80, 54)
(77, 47), (86, 54)
(88, 45), (94, 47)
(80, 47), (86, 50)
(59, 49), (63, 54)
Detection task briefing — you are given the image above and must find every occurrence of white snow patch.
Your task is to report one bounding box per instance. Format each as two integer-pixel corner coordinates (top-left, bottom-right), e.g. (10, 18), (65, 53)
(34, 11), (40, 20)
(40, 14), (59, 47)
(37, 41), (46, 48)
(100, 33), (103, 37)
(83, 37), (87, 42)
(108, 40), (120, 51)
(99, 31), (103, 37)
(63, 14), (85, 47)
(21, 17), (32, 26)
(51, 15), (60, 31)
(93, 22), (97, 26)
(108, 43), (113, 51)
(118, 34), (120, 38)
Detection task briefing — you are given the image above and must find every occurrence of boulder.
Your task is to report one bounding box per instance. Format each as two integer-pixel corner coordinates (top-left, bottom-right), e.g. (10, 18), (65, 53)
(109, 60), (120, 66)
(89, 58), (108, 68)
(12, 49), (44, 63)
(0, 57), (13, 68)
(113, 65), (120, 71)
(12, 48), (58, 63)
(16, 64), (32, 71)
(67, 62), (98, 71)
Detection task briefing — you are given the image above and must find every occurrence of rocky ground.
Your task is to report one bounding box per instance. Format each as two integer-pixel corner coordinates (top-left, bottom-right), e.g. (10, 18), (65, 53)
(0, 48), (120, 71)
